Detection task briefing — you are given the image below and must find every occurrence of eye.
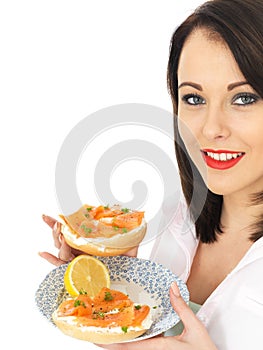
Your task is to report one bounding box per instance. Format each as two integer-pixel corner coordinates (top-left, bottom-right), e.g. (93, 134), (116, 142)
(182, 94), (206, 106)
(232, 93), (260, 106)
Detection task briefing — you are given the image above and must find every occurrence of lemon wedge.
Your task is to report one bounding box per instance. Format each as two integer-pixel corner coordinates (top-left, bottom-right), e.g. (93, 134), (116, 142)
(64, 255), (110, 297)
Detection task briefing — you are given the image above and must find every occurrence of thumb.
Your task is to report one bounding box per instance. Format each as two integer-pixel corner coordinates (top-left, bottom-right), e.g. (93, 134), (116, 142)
(169, 281), (202, 333)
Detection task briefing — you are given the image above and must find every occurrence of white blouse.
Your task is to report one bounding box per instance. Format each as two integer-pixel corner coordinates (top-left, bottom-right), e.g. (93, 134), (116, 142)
(150, 197), (263, 350)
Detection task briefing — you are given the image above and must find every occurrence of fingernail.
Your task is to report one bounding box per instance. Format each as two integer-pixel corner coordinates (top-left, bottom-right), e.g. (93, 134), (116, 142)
(42, 214), (46, 220)
(171, 281), (181, 297)
(53, 221), (58, 232)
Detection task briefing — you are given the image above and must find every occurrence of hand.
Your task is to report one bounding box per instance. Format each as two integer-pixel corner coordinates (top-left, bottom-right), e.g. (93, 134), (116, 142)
(96, 282), (217, 350)
(39, 215), (80, 266)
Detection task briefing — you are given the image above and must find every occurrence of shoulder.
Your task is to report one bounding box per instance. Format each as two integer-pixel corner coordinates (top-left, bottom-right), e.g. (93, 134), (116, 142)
(149, 192), (198, 279)
(161, 192), (191, 226)
(160, 192), (196, 241)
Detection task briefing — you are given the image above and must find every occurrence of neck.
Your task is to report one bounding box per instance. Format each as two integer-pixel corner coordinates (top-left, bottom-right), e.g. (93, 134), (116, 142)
(221, 194), (263, 237)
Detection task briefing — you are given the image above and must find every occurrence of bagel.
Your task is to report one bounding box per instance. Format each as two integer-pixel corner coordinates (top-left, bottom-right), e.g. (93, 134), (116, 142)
(52, 287), (152, 344)
(59, 204), (147, 256)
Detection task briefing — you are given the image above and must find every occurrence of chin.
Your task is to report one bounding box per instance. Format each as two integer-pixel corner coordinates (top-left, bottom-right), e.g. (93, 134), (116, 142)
(206, 184), (232, 196)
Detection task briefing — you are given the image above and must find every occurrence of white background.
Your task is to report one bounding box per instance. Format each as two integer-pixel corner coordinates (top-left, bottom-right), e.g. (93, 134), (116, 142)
(1, 1), (203, 349)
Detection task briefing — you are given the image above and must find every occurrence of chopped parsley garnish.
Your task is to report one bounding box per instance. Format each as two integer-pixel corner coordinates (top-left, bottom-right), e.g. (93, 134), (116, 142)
(93, 311), (105, 319)
(121, 326), (128, 333)
(122, 228), (128, 233)
(121, 208), (129, 213)
(74, 300), (86, 308)
(79, 288), (87, 295)
(104, 291), (114, 301)
(152, 306), (157, 309)
(86, 207), (92, 211)
(134, 305), (141, 310)
(80, 224), (92, 234)
(113, 225), (119, 231)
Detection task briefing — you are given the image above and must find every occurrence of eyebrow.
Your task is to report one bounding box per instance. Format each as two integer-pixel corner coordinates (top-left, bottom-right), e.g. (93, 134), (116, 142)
(178, 80), (249, 91)
(178, 82), (202, 90)
(227, 81), (249, 91)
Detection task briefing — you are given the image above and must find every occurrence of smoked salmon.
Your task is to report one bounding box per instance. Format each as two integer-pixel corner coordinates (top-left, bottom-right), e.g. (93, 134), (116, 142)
(60, 204), (145, 239)
(56, 287), (150, 329)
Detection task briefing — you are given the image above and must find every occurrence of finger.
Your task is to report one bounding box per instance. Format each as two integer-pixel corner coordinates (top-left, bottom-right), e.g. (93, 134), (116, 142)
(58, 235), (75, 262)
(38, 252), (66, 267)
(52, 221), (62, 249)
(170, 281), (201, 332)
(42, 214), (56, 229)
(42, 214), (62, 249)
(123, 246), (138, 257)
(96, 336), (166, 350)
(71, 247), (87, 256)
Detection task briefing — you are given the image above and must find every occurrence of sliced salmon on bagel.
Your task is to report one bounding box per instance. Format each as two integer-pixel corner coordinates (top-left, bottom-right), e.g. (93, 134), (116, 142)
(59, 204), (147, 256)
(52, 287), (152, 344)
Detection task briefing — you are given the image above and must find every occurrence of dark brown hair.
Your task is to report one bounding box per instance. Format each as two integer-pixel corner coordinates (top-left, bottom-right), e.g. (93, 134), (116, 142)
(167, 0), (263, 243)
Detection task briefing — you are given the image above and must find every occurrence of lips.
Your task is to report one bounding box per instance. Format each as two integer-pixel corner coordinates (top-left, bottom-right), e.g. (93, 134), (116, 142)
(201, 149), (245, 170)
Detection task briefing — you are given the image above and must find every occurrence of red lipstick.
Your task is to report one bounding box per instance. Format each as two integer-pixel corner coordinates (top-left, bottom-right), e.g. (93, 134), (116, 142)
(201, 149), (245, 170)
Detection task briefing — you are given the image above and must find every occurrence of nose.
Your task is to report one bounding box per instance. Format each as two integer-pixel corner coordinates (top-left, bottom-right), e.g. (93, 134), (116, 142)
(201, 105), (230, 141)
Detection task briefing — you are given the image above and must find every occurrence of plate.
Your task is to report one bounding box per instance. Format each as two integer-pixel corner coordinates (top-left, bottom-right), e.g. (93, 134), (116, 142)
(35, 255), (189, 342)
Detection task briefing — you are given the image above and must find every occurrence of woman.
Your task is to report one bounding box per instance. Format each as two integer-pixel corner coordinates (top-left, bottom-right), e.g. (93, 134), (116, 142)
(41, 0), (263, 348)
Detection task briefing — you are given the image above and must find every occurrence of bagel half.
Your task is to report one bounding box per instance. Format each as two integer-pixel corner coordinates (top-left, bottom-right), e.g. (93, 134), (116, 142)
(59, 204), (147, 256)
(52, 287), (152, 344)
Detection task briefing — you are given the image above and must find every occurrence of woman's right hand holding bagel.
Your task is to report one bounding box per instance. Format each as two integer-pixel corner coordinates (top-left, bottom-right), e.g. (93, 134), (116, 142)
(39, 215), (80, 266)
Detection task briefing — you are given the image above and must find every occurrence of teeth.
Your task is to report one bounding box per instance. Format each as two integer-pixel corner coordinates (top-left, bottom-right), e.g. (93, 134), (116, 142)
(214, 153), (220, 161)
(205, 152), (243, 161)
(219, 153), (227, 161)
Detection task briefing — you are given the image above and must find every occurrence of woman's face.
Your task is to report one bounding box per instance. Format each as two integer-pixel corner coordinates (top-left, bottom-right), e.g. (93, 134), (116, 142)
(177, 29), (263, 197)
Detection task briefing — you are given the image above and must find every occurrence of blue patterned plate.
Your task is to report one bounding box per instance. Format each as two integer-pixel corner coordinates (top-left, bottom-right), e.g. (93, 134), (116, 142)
(35, 255), (189, 342)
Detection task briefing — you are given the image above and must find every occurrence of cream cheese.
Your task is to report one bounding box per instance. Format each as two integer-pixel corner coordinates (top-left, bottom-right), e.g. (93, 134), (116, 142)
(53, 305), (153, 334)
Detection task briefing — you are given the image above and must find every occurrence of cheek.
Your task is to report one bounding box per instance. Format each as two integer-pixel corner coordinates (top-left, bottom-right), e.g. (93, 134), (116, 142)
(178, 118), (207, 177)
(178, 117), (199, 155)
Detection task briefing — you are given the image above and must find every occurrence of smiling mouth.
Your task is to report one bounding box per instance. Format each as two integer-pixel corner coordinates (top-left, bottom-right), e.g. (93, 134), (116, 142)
(203, 151), (244, 161)
(201, 149), (245, 170)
